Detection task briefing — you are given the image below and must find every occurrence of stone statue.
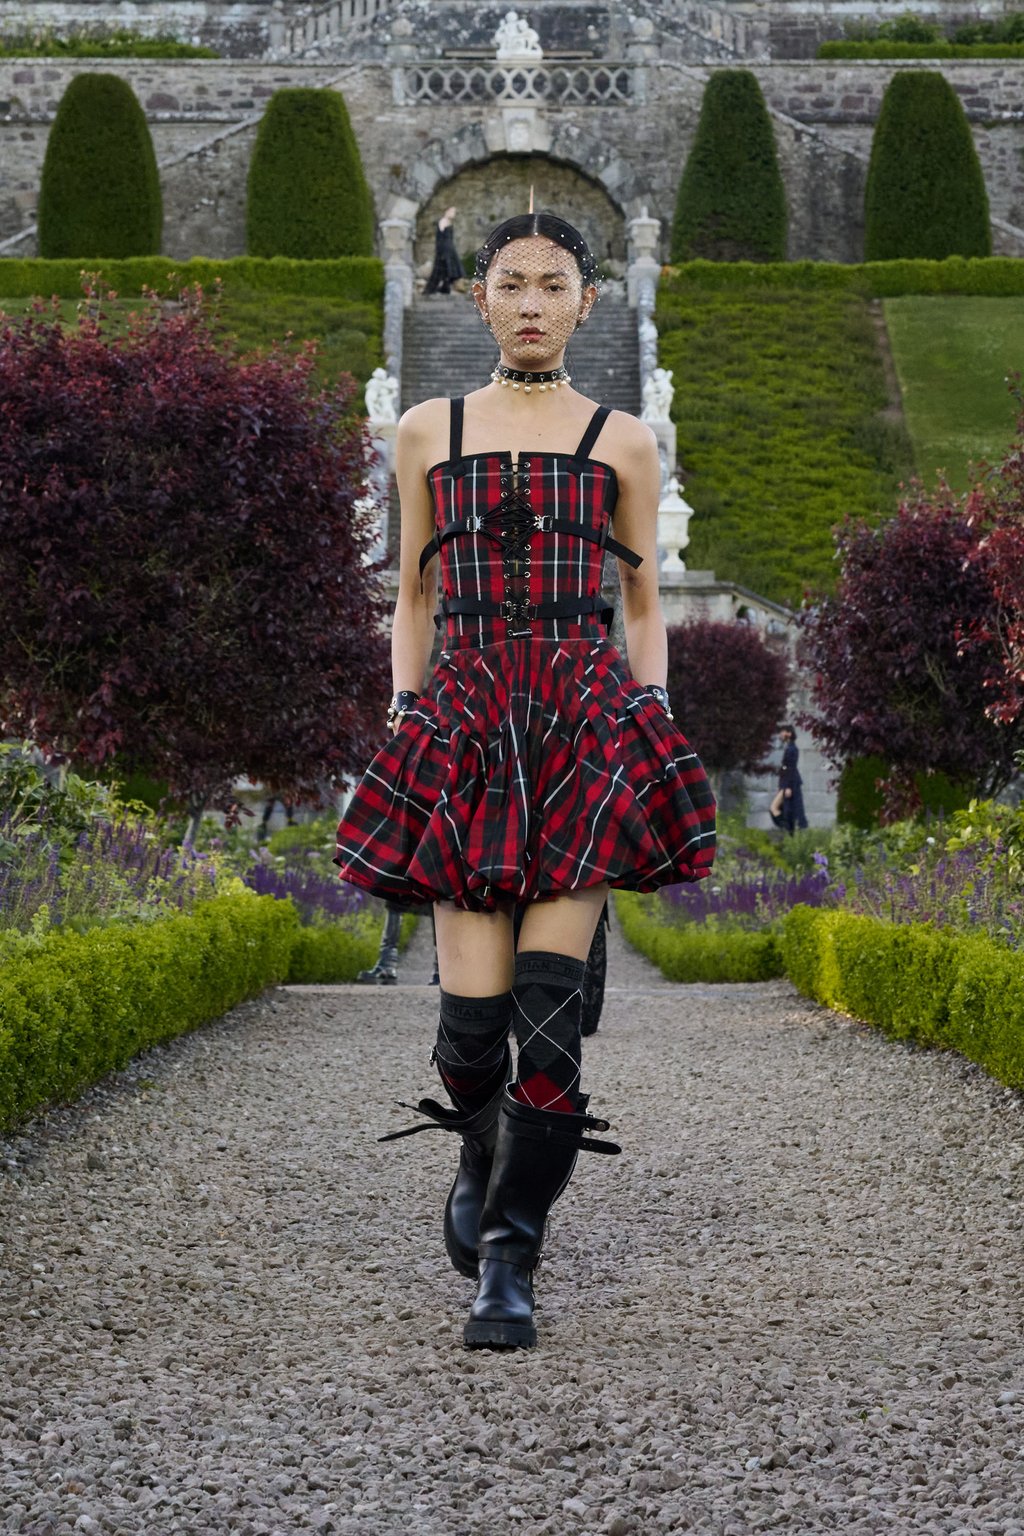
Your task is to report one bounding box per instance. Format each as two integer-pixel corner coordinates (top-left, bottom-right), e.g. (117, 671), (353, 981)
(365, 367), (400, 425)
(494, 10), (543, 61)
(641, 366), (674, 423)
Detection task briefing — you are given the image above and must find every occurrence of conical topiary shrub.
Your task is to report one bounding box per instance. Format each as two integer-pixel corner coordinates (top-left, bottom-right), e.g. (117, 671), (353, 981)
(246, 88), (375, 259)
(38, 73), (162, 258)
(671, 70), (787, 263)
(865, 70), (991, 260)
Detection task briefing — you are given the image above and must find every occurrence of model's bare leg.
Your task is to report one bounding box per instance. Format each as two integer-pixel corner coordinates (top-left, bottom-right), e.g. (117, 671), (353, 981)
(433, 902), (515, 995)
(516, 884), (607, 962)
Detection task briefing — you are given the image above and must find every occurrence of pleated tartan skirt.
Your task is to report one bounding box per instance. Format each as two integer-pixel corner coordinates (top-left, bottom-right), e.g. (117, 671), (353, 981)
(333, 635), (717, 913)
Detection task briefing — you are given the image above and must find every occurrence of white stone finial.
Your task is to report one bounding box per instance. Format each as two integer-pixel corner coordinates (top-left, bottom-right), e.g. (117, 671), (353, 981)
(365, 367), (400, 425)
(494, 10), (543, 61)
(641, 366), (674, 423)
(658, 476), (694, 575)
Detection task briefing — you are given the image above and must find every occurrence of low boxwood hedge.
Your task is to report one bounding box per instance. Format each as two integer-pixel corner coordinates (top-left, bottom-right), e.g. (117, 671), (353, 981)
(0, 256), (384, 304)
(780, 904), (1024, 1088)
(0, 892), (298, 1131)
(660, 259), (1024, 298)
(614, 892), (784, 983)
(820, 41), (1024, 58)
(286, 910), (416, 984)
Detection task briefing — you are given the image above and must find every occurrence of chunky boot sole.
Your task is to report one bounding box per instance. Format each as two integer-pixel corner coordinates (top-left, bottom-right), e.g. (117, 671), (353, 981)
(463, 1315), (537, 1349)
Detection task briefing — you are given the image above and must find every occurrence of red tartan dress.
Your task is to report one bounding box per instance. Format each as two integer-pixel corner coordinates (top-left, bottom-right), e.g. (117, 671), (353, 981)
(333, 398), (716, 912)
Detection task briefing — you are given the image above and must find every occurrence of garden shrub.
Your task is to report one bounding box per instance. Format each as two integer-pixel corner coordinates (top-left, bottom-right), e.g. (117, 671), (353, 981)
(614, 892), (784, 983)
(837, 756), (973, 827)
(38, 74), (162, 259)
(865, 72), (991, 262)
(671, 71), (787, 263)
(247, 89), (374, 260)
(781, 906), (1024, 1088)
(0, 893), (297, 1131)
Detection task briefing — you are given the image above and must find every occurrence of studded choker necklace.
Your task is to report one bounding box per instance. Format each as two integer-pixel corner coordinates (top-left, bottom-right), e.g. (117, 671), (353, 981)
(491, 363), (570, 394)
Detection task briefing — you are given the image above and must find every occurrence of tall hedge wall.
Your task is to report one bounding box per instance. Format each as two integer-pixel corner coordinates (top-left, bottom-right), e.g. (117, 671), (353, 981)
(246, 88), (375, 260)
(37, 72), (162, 259)
(671, 70), (787, 264)
(865, 71), (991, 261)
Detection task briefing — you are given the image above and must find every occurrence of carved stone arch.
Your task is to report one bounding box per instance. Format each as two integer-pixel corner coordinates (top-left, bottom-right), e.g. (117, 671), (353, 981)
(381, 119), (657, 276)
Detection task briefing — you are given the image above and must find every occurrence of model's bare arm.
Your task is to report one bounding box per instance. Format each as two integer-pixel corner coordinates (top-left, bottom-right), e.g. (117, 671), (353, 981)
(607, 416), (668, 688)
(392, 401), (444, 700)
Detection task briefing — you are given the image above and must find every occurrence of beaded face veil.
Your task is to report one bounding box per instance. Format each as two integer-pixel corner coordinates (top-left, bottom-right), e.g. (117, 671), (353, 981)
(473, 213), (600, 393)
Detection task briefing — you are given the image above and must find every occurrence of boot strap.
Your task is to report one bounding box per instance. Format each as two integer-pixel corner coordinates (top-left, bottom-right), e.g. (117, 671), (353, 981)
(378, 1094), (505, 1144)
(502, 1107), (621, 1155)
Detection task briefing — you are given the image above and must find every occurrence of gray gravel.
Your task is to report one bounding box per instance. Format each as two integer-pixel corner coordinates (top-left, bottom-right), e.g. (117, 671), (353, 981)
(3, 913), (1024, 1536)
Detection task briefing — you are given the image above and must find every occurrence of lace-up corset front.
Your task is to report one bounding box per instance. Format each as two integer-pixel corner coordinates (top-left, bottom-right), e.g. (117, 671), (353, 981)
(420, 399), (641, 649)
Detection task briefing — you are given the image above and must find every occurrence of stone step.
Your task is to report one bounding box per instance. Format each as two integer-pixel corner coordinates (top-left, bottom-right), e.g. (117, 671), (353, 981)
(402, 292), (641, 416)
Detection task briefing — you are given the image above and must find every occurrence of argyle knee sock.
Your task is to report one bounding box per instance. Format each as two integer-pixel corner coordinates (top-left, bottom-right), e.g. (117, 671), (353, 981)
(434, 990), (513, 1109)
(511, 951), (585, 1114)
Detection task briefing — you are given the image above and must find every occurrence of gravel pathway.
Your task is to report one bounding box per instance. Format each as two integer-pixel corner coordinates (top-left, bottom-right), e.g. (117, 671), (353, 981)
(3, 914), (1024, 1536)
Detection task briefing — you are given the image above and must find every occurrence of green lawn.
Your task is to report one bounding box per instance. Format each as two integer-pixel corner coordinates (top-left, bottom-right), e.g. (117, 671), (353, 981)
(883, 295), (1024, 491)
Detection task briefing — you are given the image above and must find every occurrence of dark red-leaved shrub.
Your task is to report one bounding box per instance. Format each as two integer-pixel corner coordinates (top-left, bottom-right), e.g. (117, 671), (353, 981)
(666, 618), (790, 784)
(799, 493), (1021, 815)
(960, 400), (1024, 726)
(0, 284), (390, 817)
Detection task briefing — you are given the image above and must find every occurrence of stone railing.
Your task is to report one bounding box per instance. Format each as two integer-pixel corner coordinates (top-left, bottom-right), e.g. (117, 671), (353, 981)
(266, 0), (393, 58)
(396, 61), (634, 107)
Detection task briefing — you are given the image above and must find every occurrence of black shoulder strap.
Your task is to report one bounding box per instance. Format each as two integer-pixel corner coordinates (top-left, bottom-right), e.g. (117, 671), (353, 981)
(573, 404), (611, 463)
(449, 396), (464, 464)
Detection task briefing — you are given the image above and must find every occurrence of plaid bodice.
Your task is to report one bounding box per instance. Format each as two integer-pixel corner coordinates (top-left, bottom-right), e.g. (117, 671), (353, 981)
(420, 398), (641, 649)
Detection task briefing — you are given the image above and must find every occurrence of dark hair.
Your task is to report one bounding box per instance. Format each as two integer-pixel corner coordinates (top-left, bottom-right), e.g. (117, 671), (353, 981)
(780, 723), (796, 737)
(474, 212), (599, 286)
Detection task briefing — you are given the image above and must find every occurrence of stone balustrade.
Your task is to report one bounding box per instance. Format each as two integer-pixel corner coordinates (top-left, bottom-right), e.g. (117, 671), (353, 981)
(396, 61), (634, 107)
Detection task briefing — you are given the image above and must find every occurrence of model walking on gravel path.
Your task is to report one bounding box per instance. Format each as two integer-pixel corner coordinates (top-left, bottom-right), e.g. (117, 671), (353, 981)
(334, 209), (717, 1349)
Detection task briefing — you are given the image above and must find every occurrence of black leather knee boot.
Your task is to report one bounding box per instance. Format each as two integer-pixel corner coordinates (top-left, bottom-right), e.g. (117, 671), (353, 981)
(377, 1058), (510, 1277)
(463, 1092), (620, 1350)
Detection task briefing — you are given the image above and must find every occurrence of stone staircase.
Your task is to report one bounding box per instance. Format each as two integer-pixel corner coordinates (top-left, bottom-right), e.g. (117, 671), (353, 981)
(400, 290), (641, 414)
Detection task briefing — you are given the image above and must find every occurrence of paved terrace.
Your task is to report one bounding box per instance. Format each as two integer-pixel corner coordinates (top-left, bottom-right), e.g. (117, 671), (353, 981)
(2, 916), (1024, 1535)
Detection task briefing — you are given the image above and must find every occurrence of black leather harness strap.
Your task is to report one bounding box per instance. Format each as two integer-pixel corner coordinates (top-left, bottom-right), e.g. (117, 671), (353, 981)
(438, 593), (615, 630)
(420, 399), (643, 622)
(419, 513), (641, 580)
(449, 393), (464, 465)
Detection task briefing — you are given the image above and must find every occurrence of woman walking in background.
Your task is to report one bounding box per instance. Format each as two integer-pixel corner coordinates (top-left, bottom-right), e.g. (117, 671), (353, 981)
(770, 724), (808, 833)
(423, 206), (465, 296)
(335, 210), (716, 1349)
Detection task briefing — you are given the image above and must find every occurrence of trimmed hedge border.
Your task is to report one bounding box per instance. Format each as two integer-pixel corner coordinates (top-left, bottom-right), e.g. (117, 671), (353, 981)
(618, 895), (1024, 1090)
(780, 905), (1024, 1089)
(660, 257), (1024, 296)
(614, 892), (784, 983)
(286, 911), (416, 984)
(0, 893), (298, 1132)
(820, 42), (1024, 58)
(0, 256), (384, 303)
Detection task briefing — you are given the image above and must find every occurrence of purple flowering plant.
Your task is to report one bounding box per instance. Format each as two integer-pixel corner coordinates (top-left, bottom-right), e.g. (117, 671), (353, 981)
(658, 802), (1024, 949)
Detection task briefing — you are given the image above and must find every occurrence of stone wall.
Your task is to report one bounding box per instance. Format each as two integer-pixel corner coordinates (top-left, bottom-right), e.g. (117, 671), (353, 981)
(1, 54), (1023, 262)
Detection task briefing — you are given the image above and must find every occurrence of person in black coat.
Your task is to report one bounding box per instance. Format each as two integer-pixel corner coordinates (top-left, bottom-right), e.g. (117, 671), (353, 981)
(424, 206), (465, 295)
(770, 724), (808, 833)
